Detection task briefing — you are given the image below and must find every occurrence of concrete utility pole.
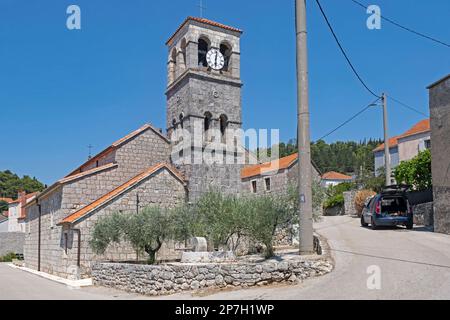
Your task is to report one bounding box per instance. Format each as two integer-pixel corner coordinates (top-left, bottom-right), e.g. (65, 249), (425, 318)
(382, 93), (391, 186)
(296, 0), (314, 255)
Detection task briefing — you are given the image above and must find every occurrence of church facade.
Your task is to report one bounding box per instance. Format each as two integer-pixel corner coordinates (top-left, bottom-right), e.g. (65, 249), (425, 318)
(23, 17), (319, 279)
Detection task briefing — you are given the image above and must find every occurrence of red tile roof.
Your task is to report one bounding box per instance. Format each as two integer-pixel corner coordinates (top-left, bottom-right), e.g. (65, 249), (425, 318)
(374, 119), (430, 152)
(58, 163), (186, 225)
(0, 198), (14, 204)
(322, 171), (353, 181)
(241, 153), (298, 180)
(166, 17), (242, 45)
(66, 124), (168, 178)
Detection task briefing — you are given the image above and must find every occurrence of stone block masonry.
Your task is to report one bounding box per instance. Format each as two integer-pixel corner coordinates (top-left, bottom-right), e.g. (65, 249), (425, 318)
(92, 254), (333, 296)
(0, 232), (25, 256)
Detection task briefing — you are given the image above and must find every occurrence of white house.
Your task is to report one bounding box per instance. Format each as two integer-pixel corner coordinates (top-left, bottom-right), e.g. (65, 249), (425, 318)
(321, 171), (353, 188)
(8, 192), (38, 233)
(374, 119), (431, 179)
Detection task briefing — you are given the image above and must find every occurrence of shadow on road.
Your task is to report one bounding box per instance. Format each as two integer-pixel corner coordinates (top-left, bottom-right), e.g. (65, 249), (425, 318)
(329, 248), (450, 270)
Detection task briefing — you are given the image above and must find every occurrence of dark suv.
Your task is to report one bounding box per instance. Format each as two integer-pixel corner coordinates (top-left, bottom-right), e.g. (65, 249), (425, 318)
(361, 185), (414, 230)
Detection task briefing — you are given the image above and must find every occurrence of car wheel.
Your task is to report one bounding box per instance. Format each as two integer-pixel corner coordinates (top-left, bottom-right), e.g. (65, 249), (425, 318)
(361, 215), (369, 227)
(371, 217), (378, 230)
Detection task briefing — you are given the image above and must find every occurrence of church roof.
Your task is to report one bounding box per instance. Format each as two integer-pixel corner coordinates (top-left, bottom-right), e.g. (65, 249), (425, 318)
(23, 123), (168, 210)
(241, 153), (299, 180)
(66, 124), (168, 178)
(166, 17), (243, 45)
(58, 163), (186, 226)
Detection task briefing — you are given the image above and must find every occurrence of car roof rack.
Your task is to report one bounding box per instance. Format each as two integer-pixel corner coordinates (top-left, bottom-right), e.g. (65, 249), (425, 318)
(381, 184), (410, 195)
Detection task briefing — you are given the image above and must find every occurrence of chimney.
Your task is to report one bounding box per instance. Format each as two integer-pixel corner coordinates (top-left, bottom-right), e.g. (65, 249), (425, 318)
(18, 191), (27, 219)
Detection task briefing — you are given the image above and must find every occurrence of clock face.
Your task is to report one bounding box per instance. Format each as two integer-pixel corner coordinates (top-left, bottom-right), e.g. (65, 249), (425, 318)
(206, 49), (225, 70)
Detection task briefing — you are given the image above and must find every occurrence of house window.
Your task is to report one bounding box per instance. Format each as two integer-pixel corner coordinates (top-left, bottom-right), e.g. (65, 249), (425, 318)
(265, 178), (271, 191)
(64, 232), (68, 255)
(251, 180), (257, 194)
(425, 139), (431, 150)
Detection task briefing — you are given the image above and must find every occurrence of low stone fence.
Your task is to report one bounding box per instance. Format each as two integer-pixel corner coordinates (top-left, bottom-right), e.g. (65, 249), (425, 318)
(343, 191), (357, 215)
(414, 202), (434, 228)
(92, 254), (333, 296)
(0, 232), (25, 256)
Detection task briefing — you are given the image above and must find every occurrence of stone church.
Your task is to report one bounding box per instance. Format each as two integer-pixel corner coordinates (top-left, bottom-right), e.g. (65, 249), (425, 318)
(23, 17), (319, 279)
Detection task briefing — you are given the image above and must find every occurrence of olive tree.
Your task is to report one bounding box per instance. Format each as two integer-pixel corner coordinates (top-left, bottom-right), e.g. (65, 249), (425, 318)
(90, 207), (171, 264)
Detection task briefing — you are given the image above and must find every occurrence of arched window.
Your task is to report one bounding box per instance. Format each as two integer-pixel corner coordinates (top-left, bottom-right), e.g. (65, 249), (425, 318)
(204, 112), (212, 132)
(168, 48), (177, 83)
(180, 38), (187, 70)
(219, 114), (228, 136)
(198, 38), (209, 68)
(220, 43), (232, 71)
(179, 113), (184, 129)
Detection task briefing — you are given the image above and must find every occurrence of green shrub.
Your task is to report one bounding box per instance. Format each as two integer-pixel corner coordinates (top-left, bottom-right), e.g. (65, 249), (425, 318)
(324, 194), (345, 209)
(0, 252), (17, 262)
(394, 150), (432, 191)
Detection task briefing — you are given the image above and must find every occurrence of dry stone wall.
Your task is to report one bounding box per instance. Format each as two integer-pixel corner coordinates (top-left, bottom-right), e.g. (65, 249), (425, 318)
(92, 256), (333, 296)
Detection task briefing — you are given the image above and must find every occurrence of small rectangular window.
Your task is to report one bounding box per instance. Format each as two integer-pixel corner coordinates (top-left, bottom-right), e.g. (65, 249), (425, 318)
(425, 139), (431, 150)
(265, 178), (271, 191)
(251, 180), (257, 193)
(64, 232), (68, 255)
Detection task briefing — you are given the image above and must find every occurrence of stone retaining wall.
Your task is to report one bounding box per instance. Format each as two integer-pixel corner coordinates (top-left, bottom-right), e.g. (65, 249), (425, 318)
(414, 202), (434, 228)
(92, 255), (333, 296)
(0, 232), (25, 256)
(343, 191), (357, 215)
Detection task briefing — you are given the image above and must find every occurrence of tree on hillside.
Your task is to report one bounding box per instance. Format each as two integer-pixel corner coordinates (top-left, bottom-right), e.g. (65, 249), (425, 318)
(0, 170), (45, 199)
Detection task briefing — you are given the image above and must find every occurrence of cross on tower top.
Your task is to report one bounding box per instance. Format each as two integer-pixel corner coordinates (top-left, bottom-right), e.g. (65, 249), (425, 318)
(87, 144), (94, 160)
(197, 0), (207, 18)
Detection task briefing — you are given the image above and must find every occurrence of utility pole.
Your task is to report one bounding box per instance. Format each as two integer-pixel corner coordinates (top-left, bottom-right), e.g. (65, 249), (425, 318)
(382, 93), (391, 186)
(296, 0), (314, 255)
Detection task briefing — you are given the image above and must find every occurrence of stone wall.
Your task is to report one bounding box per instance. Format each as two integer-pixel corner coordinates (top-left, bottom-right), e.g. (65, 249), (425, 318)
(429, 75), (450, 235)
(344, 191), (357, 215)
(0, 232), (25, 256)
(413, 202), (434, 227)
(92, 255), (333, 296)
(40, 168), (187, 279)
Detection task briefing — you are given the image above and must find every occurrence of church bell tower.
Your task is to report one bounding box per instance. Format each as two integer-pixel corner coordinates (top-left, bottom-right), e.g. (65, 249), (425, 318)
(165, 17), (244, 200)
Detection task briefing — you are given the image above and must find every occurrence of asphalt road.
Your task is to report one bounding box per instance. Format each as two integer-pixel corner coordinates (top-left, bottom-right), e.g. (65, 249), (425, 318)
(1, 216), (450, 300)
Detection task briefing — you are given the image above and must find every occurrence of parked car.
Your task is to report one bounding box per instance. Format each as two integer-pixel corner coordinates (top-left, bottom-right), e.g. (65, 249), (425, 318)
(361, 185), (414, 230)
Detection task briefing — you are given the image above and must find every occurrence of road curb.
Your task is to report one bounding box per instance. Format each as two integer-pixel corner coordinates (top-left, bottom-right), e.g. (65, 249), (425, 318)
(7, 263), (93, 288)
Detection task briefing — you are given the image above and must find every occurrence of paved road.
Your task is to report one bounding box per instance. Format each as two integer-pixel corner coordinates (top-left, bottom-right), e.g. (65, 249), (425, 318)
(2, 216), (450, 300)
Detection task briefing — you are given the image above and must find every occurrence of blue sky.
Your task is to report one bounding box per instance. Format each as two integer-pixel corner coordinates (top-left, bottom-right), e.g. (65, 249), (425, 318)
(1, 0), (449, 184)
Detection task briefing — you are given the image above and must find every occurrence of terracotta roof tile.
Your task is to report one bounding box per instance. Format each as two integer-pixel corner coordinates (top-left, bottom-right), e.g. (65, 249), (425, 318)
(322, 171), (353, 181)
(166, 17), (242, 45)
(58, 163), (186, 225)
(66, 124), (168, 178)
(0, 198), (14, 204)
(373, 119), (430, 152)
(241, 153), (298, 180)
(398, 119), (430, 139)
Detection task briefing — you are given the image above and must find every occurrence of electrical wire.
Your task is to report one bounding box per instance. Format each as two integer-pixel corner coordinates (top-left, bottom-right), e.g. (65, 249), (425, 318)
(314, 0), (381, 99)
(388, 95), (429, 117)
(317, 97), (381, 141)
(350, 0), (450, 48)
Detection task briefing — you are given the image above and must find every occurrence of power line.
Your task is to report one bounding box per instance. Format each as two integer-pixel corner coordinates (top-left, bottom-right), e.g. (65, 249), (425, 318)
(318, 98), (381, 141)
(314, 0), (381, 99)
(388, 95), (429, 117)
(350, 0), (450, 48)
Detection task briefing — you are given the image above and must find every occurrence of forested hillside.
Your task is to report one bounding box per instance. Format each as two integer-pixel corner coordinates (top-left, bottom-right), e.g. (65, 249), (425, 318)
(258, 138), (383, 176)
(0, 170), (45, 200)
